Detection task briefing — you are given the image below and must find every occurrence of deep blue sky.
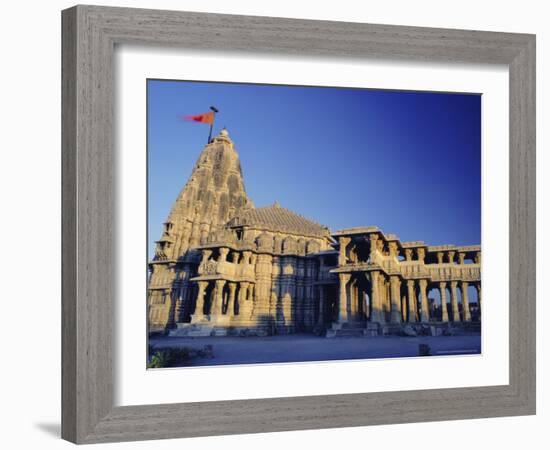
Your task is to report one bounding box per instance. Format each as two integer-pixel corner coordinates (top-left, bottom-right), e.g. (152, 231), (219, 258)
(148, 79), (481, 257)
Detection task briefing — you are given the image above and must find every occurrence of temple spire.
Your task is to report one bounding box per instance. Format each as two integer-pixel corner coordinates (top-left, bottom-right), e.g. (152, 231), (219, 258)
(155, 129), (253, 260)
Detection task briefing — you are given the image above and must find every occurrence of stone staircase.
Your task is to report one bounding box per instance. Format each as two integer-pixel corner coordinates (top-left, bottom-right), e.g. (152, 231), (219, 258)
(326, 321), (376, 338)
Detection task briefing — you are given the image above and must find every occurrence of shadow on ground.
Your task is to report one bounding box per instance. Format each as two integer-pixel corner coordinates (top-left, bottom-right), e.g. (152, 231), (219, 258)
(35, 422), (61, 438)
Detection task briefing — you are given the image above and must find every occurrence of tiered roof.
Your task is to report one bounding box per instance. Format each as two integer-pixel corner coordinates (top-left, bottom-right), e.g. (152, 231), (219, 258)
(227, 203), (330, 238)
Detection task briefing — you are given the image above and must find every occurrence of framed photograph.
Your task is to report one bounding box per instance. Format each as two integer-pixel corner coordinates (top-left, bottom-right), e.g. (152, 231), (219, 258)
(62, 5), (536, 444)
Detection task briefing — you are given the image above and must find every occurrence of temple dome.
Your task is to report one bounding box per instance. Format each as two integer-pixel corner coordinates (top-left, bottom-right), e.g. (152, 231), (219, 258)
(226, 203), (330, 239)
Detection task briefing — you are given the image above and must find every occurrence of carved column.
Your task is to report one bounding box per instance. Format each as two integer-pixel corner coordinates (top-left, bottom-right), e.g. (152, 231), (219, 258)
(417, 248), (426, 263)
(242, 250), (252, 265)
(238, 281), (250, 321)
(212, 279), (226, 316)
(458, 252), (465, 265)
(227, 282), (237, 317)
(338, 236), (351, 266)
(439, 281), (449, 322)
(390, 276), (402, 323)
(338, 273), (350, 323)
(369, 234), (379, 263)
(193, 281), (208, 320)
(405, 249), (413, 262)
(388, 242), (399, 259)
(218, 247), (229, 262)
(447, 251), (456, 264)
(418, 279), (429, 322)
(401, 293), (408, 322)
(407, 279), (417, 322)
(461, 281), (472, 322)
(200, 249), (213, 265)
(450, 281), (460, 321)
(254, 253), (274, 325)
(370, 271), (385, 323)
(436, 252), (444, 264)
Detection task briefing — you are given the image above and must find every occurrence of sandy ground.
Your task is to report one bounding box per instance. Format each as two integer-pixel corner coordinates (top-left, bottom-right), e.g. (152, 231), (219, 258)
(149, 333), (481, 367)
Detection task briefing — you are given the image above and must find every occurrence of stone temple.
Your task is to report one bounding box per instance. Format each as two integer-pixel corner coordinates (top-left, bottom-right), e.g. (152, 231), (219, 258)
(148, 129), (481, 337)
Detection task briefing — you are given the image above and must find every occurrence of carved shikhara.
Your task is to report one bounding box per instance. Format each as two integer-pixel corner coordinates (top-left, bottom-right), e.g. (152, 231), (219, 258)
(62, 5), (535, 444)
(148, 129), (481, 338)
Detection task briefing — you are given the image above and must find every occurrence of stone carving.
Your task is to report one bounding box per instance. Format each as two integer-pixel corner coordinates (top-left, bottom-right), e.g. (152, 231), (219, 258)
(200, 260), (218, 275)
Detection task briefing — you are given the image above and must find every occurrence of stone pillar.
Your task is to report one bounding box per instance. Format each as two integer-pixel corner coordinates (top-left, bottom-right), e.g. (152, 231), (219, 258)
(248, 284), (255, 303)
(458, 252), (465, 265)
(227, 282), (237, 317)
(338, 273), (350, 323)
(447, 251), (456, 264)
(436, 252), (444, 264)
(450, 281), (460, 321)
(461, 281), (471, 322)
(418, 279), (429, 322)
(212, 279), (226, 316)
(405, 249), (413, 262)
(338, 237), (351, 266)
(200, 249), (213, 265)
(384, 277), (391, 315)
(369, 234), (379, 263)
(254, 253), (274, 325)
(193, 281), (208, 320)
(390, 276), (402, 323)
(388, 241), (398, 257)
(370, 271), (385, 323)
(242, 251), (252, 265)
(238, 282), (250, 320)
(401, 294), (408, 322)
(349, 279), (358, 320)
(407, 279), (417, 322)
(317, 285), (326, 327)
(439, 281), (449, 322)
(218, 247), (229, 262)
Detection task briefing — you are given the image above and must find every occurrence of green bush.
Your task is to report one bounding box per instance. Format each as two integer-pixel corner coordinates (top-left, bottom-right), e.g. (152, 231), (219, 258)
(147, 347), (191, 368)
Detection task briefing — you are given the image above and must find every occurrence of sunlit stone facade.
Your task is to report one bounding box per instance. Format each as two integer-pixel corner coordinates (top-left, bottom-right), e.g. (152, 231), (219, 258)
(148, 130), (481, 337)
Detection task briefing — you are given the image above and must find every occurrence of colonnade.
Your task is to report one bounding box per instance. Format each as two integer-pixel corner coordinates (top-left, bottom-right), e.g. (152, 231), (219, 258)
(331, 270), (480, 325)
(192, 279), (254, 323)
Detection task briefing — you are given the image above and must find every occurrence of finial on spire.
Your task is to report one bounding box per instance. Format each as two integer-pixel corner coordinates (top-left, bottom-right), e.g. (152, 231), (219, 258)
(220, 127), (229, 137)
(273, 201), (281, 208)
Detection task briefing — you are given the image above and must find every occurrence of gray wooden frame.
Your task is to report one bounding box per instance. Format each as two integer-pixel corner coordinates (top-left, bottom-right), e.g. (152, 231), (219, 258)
(62, 4), (536, 444)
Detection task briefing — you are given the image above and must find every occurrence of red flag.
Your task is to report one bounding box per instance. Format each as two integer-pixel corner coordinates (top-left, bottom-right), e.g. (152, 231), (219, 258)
(182, 112), (214, 125)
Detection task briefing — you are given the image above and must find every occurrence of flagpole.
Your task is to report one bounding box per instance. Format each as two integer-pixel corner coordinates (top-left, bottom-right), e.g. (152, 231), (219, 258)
(208, 106), (219, 143)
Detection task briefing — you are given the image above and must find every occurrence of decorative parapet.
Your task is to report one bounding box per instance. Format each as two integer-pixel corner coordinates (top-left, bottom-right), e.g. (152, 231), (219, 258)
(427, 244), (457, 252)
(426, 264), (481, 282)
(401, 241), (426, 248)
(330, 261), (481, 283)
(457, 245), (481, 252)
